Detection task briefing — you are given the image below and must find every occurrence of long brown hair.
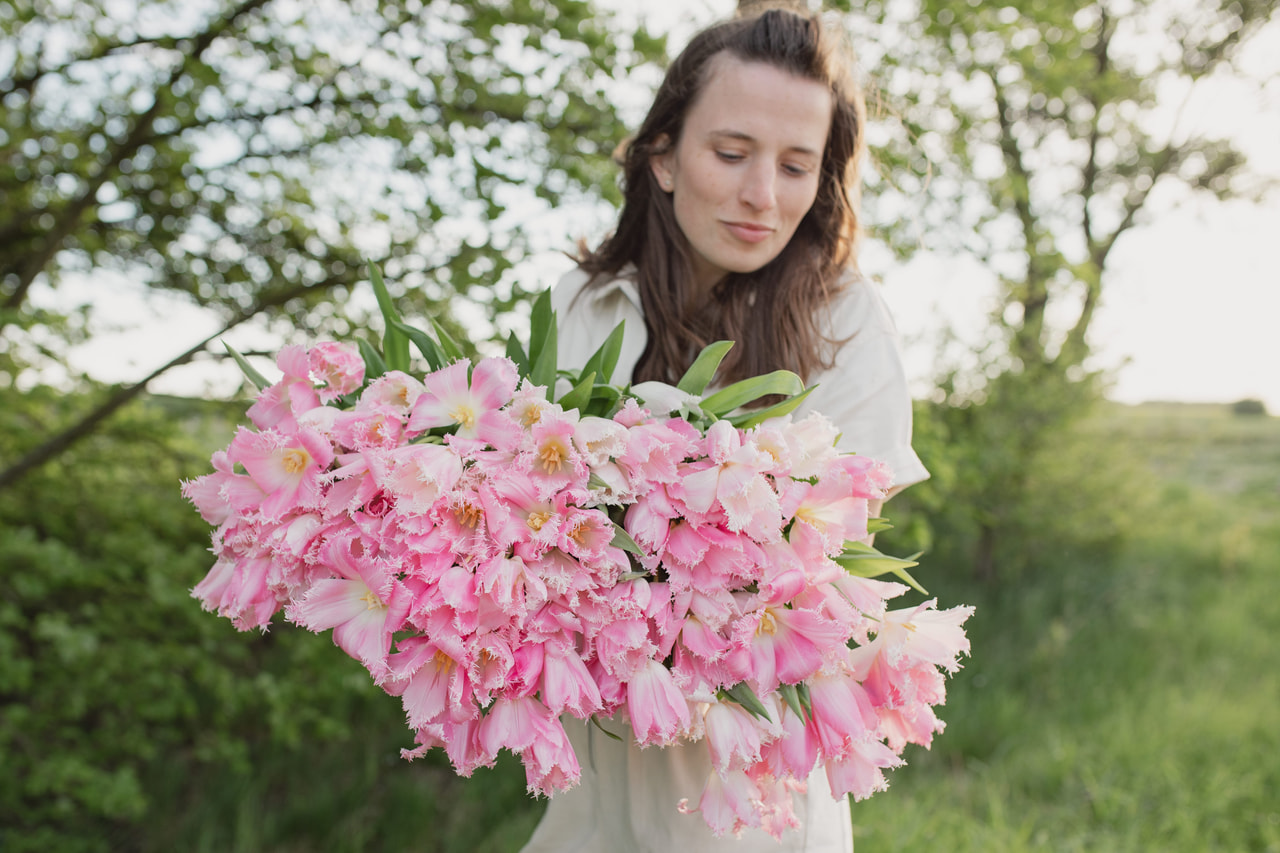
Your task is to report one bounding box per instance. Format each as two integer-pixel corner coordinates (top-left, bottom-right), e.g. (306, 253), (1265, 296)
(579, 8), (867, 386)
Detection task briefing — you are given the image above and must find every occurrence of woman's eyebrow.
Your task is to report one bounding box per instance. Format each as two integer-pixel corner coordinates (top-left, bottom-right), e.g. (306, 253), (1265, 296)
(708, 129), (821, 158)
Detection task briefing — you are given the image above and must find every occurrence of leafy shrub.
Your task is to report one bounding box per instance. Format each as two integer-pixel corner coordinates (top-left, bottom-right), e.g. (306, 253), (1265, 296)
(0, 389), (391, 851)
(1232, 398), (1267, 416)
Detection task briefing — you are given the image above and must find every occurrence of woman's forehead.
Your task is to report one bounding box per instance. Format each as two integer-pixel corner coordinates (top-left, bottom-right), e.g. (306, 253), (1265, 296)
(685, 54), (832, 149)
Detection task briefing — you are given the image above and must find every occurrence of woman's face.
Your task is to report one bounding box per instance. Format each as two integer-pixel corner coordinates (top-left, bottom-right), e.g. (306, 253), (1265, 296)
(651, 54), (833, 293)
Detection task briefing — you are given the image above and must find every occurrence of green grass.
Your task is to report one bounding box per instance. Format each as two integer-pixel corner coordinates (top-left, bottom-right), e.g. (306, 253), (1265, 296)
(851, 404), (1280, 852)
(140, 404), (1280, 852)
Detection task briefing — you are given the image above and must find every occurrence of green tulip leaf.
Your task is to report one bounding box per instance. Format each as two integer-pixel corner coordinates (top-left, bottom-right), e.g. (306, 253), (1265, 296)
(224, 343), (271, 391)
(557, 371), (596, 414)
(390, 319), (445, 372)
(727, 385), (817, 429)
(700, 371), (804, 416)
(580, 321), (626, 386)
(720, 682), (772, 722)
(505, 332), (529, 374)
(357, 338), (388, 381)
(610, 522), (644, 556)
(368, 262), (410, 373)
(676, 340), (734, 395)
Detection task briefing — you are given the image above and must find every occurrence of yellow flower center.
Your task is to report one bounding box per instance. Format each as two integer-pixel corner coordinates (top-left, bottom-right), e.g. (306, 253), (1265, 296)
(794, 506), (825, 530)
(526, 510), (553, 531)
(568, 521), (589, 546)
(360, 588), (383, 610)
(454, 502), (483, 528)
(757, 609), (778, 637)
(449, 404), (476, 430)
(539, 441), (566, 474)
(433, 650), (455, 672)
(521, 406), (542, 428)
(281, 448), (311, 474)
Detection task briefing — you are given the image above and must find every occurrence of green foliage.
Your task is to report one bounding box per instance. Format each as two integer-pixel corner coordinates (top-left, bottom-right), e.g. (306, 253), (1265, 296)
(1232, 397), (1268, 416)
(879, 367), (1152, 580)
(858, 0), (1276, 370)
(848, 0), (1277, 579)
(0, 386), (399, 850)
(852, 413), (1280, 852)
(0, 0), (664, 379)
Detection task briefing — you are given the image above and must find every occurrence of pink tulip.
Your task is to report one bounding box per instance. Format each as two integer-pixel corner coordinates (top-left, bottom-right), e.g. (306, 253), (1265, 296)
(247, 345), (322, 431)
(680, 767), (761, 838)
(308, 341), (365, 402)
(806, 670), (879, 760)
(823, 737), (902, 801)
(358, 370), (425, 415)
(372, 444), (463, 516)
(540, 641), (603, 716)
(386, 634), (474, 727)
(703, 699), (766, 773)
(229, 426), (333, 519)
(523, 714), (582, 796)
(726, 606), (848, 695)
(408, 358), (521, 449)
(625, 659), (691, 746)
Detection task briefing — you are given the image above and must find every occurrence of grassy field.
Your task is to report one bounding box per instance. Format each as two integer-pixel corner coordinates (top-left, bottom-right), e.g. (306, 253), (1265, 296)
(143, 403), (1280, 852)
(851, 403), (1280, 852)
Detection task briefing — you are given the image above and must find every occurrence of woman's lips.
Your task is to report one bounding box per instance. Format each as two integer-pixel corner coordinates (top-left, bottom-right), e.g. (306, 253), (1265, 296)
(723, 221), (774, 244)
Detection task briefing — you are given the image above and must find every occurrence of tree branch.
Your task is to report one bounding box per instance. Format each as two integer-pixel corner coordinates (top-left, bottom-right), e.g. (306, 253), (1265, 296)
(1, 32), (185, 98)
(1, 0), (274, 315)
(0, 274), (332, 493)
(990, 74), (1049, 365)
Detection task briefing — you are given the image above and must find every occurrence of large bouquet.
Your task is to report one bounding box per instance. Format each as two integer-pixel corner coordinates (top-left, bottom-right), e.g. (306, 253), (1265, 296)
(184, 270), (972, 838)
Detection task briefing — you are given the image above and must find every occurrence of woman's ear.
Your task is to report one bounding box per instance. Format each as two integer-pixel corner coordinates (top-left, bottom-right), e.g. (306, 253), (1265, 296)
(649, 134), (675, 193)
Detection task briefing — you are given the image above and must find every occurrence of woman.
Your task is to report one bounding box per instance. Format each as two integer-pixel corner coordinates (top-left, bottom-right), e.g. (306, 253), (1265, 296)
(522, 8), (927, 852)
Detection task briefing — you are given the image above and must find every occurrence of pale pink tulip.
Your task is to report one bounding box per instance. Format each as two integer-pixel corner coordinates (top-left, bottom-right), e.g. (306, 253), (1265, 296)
(703, 699), (766, 773)
(372, 444), (463, 515)
(823, 737), (903, 801)
(308, 341), (364, 402)
(247, 345), (322, 431)
(571, 415), (628, 466)
(286, 537), (411, 681)
(625, 658), (691, 746)
(332, 405), (405, 451)
(408, 358), (521, 449)
(358, 370), (425, 414)
(229, 426), (333, 519)
(680, 767), (761, 838)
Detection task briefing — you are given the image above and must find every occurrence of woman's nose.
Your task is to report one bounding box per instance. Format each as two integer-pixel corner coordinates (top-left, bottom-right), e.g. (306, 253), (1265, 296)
(740, 163), (777, 211)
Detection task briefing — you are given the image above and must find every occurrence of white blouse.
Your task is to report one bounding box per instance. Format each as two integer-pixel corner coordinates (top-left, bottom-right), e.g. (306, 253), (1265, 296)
(519, 267), (930, 853)
(550, 266), (929, 491)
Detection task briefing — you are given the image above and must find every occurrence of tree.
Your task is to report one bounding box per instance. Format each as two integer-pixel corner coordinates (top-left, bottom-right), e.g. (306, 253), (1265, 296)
(0, 0), (663, 488)
(842, 0), (1279, 576)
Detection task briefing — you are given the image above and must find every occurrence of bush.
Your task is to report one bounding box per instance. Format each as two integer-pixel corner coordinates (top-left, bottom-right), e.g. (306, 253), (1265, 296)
(1232, 398), (1267, 416)
(0, 389), (393, 851)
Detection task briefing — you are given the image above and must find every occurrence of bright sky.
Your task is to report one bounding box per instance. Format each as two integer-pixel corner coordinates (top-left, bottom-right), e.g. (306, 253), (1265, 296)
(62, 0), (1280, 413)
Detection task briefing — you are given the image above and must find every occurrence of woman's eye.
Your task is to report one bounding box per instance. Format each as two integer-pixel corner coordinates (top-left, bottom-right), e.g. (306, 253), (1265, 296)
(782, 163), (811, 177)
(715, 150), (745, 163)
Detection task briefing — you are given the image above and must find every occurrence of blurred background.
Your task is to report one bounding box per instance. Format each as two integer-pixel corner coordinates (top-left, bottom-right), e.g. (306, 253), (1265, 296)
(2, 0), (1277, 850)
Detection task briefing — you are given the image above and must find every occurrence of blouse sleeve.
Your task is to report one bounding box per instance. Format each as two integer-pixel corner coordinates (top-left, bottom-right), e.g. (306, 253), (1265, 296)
(551, 267), (648, 381)
(799, 276), (930, 492)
